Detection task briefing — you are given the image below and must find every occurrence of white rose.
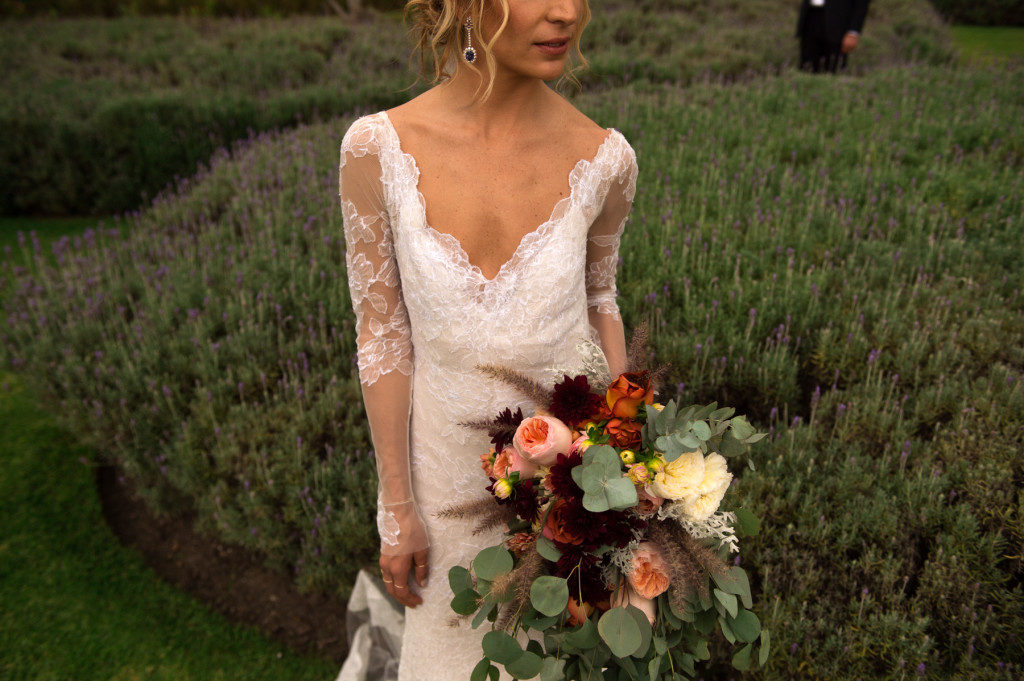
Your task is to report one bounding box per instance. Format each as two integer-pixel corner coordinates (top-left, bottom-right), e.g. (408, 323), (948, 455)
(677, 453), (732, 521)
(650, 450), (704, 501)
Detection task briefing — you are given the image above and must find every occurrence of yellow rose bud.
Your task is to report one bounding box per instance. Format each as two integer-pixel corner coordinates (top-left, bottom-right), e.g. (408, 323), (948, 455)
(493, 478), (513, 499)
(647, 457), (664, 474)
(619, 449), (636, 465)
(627, 463), (650, 484)
(650, 403), (664, 412)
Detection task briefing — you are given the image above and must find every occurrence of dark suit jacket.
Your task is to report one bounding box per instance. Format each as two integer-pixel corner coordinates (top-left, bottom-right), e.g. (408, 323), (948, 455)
(796, 0), (870, 44)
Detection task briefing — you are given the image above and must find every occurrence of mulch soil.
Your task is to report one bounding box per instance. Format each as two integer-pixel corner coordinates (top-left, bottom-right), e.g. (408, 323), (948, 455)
(95, 464), (352, 665)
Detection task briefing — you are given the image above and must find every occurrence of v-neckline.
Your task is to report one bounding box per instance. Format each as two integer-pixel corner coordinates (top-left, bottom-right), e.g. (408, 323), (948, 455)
(379, 110), (617, 287)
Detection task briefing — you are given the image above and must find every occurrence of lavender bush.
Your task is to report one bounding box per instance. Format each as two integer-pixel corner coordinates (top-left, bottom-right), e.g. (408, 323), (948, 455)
(0, 0), (953, 216)
(2, 62), (1022, 678)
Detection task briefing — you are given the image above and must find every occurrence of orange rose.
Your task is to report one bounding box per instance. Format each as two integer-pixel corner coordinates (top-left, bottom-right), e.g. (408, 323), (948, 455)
(567, 596), (594, 627)
(605, 371), (654, 418)
(605, 417), (642, 449)
(480, 448), (496, 477)
(492, 447), (514, 478)
(541, 498), (584, 545)
(628, 541), (671, 599)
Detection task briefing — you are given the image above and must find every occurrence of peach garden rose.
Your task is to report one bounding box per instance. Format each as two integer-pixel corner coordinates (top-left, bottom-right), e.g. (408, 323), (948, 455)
(513, 414), (573, 466)
(628, 541), (671, 599)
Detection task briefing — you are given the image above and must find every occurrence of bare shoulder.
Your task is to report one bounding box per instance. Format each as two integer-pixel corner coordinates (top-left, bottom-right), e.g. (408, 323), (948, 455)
(547, 92), (614, 154)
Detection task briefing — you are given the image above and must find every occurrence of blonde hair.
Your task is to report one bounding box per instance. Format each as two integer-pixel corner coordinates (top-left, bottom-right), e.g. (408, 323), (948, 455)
(403, 0), (591, 101)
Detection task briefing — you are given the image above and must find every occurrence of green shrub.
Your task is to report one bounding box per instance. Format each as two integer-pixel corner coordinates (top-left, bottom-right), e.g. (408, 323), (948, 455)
(0, 0), (404, 17)
(929, 0), (1024, 26)
(0, 0), (954, 216)
(3, 62), (1022, 676)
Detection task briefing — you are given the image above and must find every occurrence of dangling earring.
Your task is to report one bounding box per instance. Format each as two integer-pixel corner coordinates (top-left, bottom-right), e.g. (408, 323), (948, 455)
(462, 17), (476, 63)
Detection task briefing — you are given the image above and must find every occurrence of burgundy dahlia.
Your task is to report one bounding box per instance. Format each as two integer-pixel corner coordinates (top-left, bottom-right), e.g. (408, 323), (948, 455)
(545, 451), (583, 499)
(488, 406), (525, 452)
(549, 374), (605, 428)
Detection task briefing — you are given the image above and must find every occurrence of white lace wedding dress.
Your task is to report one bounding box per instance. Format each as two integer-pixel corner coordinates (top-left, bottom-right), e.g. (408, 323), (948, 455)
(337, 110), (638, 681)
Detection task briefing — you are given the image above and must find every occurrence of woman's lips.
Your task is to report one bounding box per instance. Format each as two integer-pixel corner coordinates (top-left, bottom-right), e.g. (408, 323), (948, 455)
(535, 39), (569, 56)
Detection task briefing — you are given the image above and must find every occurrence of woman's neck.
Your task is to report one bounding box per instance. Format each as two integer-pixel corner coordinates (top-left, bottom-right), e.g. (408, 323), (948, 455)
(433, 60), (555, 144)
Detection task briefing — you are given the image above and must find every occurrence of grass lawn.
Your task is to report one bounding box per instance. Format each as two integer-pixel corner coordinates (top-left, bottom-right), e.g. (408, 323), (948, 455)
(951, 25), (1024, 63)
(1, 216), (110, 270)
(0, 368), (337, 681)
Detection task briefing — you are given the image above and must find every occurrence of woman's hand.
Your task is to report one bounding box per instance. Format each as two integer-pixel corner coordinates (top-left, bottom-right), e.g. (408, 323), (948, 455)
(380, 547), (430, 608)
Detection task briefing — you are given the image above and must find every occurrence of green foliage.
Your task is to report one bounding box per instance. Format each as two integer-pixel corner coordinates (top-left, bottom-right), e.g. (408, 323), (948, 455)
(0, 0), (404, 17)
(2, 59), (1023, 677)
(0, 0), (954, 216)
(572, 444), (639, 511)
(930, 0), (1024, 26)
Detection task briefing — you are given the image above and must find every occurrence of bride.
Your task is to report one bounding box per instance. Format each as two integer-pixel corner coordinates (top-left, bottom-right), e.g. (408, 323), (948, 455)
(337, 0), (638, 678)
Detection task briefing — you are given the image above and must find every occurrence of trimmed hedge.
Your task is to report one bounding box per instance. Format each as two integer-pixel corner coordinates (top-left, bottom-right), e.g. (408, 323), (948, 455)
(930, 0), (1024, 26)
(3, 62), (1022, 676)
(0, 0), (404, 17)
(0, 0), (954, 216)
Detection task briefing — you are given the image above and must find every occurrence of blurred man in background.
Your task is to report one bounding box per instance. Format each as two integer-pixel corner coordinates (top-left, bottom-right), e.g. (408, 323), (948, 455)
(796, 0), (871, 73)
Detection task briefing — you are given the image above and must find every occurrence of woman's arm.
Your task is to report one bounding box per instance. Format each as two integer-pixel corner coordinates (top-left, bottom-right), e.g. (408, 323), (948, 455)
(339, 118), (429, 603)
(586, 134), (639, 379)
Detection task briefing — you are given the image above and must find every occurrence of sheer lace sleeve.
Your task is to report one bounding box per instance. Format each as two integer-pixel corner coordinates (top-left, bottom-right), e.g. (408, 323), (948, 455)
(339, 115), (429, 557)
(586, 133), (638, 379)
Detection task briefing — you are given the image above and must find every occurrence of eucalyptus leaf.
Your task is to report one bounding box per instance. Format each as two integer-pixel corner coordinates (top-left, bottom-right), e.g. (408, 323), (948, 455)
(506, 650), (543, 679)
(536, 535), (563, 562)
(677, 433), (701, 450)
(624, 605), (652, 658)
(734, 508), (761, 537)
(694, 607), (716, 635)
(729, 609), (761, 642)
(745, 432), (768, 444)
(712, 566), (753, 609)
(718, 614), (737, 644)
(710, 406), (735, 420)
(451, 588), (480, 615)
(530, 575), (569, 617)
(449, 565), (473, 593)
(474, 545), (513, 581)
(729, 417), (755, 440)
(714, 588), (738, 618)
(565, 617), (600, 649)
(719, 430), (746, 457)
(471, 657), (492, 681)
(524, 607), (560, 631)
(759, 629), (771, 666)
(539, 657), (566, 681)
(597, 607), (642, 658)
(617, 655), (640, 679)
(577, 447), (638, 512)
(691, 420), (711, 441)
(471, 597), (496, 628)
(648, 656), (663, 680)
(731, 643), (754, 671)
(482, 630), (523, 666)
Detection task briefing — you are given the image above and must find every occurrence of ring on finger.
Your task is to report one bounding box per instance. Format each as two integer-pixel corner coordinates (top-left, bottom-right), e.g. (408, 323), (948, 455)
(381, 576), (393, 583)
(415, 562), (427, 568)
(394, 583), (408, 589)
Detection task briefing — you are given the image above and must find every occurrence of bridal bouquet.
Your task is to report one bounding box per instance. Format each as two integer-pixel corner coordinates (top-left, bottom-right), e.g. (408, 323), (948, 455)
(438, 329), (769, 681)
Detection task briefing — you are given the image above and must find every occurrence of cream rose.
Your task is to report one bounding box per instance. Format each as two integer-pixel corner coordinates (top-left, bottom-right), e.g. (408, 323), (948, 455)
(650, 449), (705, 501)
(676, 453), (732, 521)
(513, 414), (573, 467)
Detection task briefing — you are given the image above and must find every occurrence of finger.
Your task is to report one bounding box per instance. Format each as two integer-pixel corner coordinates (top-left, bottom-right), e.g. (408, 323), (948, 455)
(413, 547), (430, 587)
(389, 555), (422, 608)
